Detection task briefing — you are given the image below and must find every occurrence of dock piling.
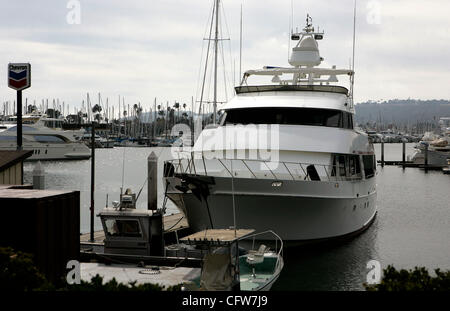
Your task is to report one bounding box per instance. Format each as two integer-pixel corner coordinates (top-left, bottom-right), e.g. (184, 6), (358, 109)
(402, 141), (406, 169)
(32, 161), (45, 189)
(424, 144), (428, 172)
(381, 141), (385, 167)
(148, 152), (158, 211)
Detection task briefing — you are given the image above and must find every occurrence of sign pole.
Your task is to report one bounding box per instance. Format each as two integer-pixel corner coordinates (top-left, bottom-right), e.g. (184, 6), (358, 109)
(17, 90), (23, 150)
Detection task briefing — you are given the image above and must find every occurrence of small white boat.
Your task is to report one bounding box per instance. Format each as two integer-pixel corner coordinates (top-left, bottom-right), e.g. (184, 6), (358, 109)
(179, 229), (284, 291)
(80, 133), (115, 148)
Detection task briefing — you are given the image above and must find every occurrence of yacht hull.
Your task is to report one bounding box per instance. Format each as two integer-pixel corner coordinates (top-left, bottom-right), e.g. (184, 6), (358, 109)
(0, 143), (91, 161)
(165, 175), (377, 243)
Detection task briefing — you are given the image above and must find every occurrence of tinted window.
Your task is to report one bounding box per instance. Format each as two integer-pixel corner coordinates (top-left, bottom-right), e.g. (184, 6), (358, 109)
(7, 126), (37, 132)
(338, 155), (346, 176)
(33, 135), (66, 143)
(222, 108), (353, 129)
(362, 155), (376, 178)
(0, 136), (17, 141)
(349, 155), (361, 176)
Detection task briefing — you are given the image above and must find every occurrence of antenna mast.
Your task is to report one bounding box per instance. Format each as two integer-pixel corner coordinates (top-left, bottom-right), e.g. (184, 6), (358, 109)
(213, 0), (219, 125)
(239, 3), (243, 80)
(351, 0), (357, 108)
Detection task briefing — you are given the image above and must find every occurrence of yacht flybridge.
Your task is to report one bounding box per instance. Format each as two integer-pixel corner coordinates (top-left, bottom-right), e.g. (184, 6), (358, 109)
(163, 15), (377, 243)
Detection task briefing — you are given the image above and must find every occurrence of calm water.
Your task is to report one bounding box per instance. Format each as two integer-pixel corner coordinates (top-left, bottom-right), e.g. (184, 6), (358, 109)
(23, 143), (450, 291)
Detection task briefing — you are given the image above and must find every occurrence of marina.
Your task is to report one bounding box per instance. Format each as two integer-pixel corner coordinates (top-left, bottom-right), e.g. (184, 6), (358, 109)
(17, 143), (449, 290)
(1, 0), (450, 296)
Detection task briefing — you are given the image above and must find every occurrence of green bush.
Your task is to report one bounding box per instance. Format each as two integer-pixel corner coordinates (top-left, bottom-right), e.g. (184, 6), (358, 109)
(365, 265), (450, 291)
(62, 274), (165, 291)
(62, 274), (183, 291)
(0, 247), (53, 291)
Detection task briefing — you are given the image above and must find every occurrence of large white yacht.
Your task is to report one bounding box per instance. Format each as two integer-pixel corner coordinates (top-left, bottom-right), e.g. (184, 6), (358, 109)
(163, 16), (377, 243)
(0, 114), (90, 160)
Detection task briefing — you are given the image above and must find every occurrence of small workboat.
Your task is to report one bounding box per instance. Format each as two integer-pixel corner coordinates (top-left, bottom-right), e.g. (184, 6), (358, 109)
(179, 229), (284, 291)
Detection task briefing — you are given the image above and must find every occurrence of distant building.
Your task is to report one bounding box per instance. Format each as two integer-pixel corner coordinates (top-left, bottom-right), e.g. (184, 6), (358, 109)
(0, 150), (33, 185)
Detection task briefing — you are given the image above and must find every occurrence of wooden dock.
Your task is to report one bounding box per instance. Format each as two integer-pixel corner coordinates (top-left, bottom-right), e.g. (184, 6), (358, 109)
(377, 160), (446, 170)
(80, 212), (189, 243)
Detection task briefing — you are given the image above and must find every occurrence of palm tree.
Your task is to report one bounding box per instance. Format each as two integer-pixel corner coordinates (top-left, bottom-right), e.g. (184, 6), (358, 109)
(92, 104), (102, 114)
(173, 102), (180, 123)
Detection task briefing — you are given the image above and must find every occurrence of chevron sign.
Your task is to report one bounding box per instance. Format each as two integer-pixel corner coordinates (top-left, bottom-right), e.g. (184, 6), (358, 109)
(8, 63), (31, 91)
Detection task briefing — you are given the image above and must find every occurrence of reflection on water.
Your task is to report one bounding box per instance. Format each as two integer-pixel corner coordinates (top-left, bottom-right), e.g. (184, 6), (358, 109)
(272, 222), (378, 290)
(23, 143), (450, 290)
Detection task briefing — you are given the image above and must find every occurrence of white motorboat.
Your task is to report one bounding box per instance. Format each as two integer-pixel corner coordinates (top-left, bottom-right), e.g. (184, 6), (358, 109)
(0, 115), (91, 160)
(80, 133), (115, 148)
(411, 124), (450, 166)
(163, 15), (377, 244)
(179, 229), (284, 291)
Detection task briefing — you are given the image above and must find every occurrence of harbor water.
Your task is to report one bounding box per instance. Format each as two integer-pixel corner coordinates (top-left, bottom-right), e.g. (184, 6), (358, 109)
(23, 143), (450, 290)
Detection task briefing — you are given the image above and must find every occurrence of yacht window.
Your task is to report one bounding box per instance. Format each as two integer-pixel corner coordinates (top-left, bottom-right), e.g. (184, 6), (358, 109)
(331, 154), (361, 179)
(218, 111), (227, 125)
(349, 155), (361, 177)
(338, 155), (347, 176)
(33, 135), (66, 143)
(348, 114), (353, 129)
(325, 111), (341, 128)
(0, 136), (17, 141)
(7, 126), (37, 132)
(105, 219), (142, 238)
(223, 107), (353, 129)
(342, 113), (349, 129)
(362, 155), (376, 179)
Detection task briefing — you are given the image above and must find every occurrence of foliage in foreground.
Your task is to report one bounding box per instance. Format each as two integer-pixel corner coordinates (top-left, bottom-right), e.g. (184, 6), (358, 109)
(0, 247), (182, 291)
(365, 265), (450, 291)
(62, 274), (182, 291)
(0, 247), (53, 291)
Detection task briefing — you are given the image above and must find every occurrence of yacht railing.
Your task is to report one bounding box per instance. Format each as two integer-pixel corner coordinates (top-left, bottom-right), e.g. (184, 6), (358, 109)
(165, 155), (362, 182)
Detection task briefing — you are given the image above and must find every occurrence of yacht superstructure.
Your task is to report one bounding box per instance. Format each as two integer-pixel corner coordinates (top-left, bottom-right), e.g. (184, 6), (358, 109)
(163, 15), (377, 243)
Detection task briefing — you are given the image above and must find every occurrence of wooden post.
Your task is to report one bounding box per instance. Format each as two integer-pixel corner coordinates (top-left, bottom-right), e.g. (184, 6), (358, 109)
(381, 141), (385, 167)
(402, 141), (406, 169)
(424, 144), (428, 172)
(148, 152), (158, 211)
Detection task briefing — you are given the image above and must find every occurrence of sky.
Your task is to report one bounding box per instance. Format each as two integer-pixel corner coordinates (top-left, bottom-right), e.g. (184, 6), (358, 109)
(1, 0), (450, 115)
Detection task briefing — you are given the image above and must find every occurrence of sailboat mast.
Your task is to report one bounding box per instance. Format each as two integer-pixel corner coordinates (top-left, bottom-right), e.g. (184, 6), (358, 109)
(213, 0), (219, 125)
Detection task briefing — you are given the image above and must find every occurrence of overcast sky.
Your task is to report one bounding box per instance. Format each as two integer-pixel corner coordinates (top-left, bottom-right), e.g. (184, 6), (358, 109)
(1, 0), (449, 115)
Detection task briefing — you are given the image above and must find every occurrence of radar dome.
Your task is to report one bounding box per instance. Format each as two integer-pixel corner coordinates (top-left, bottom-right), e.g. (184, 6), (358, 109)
(288, 36), (322, 67)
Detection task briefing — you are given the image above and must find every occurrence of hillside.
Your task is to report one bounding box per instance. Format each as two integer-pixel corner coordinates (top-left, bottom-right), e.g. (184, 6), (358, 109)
(355, 99), (450, 127)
